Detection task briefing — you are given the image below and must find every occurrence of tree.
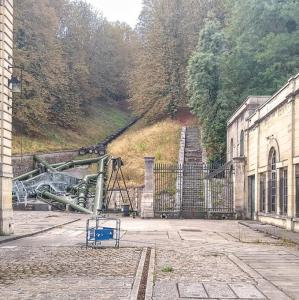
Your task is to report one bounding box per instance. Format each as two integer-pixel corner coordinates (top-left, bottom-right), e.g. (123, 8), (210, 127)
(13, 0), (135, 135)
(223, 0), (299, 100)
(187, 0), (299, 160)
(130, 0), (225, 121)
(187, 17), (228, 160)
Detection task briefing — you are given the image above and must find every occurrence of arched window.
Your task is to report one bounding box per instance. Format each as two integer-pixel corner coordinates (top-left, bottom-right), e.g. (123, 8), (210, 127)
(268, 148), (277, 213)
(230, 138), (234, 160)
(240, 130), (244, 157)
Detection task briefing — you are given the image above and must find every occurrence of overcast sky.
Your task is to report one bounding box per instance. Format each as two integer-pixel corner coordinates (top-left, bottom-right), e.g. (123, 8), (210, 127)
(85, 0), (143, 27)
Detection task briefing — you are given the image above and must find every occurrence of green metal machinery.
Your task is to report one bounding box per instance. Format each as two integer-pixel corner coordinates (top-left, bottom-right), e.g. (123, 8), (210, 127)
(13, 154), (133, 216)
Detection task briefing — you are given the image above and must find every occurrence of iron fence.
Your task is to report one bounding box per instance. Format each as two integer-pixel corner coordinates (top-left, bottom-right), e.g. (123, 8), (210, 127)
(154, 163), (234, 218)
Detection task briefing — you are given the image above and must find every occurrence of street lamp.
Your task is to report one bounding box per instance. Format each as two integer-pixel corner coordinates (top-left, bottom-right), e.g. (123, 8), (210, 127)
(8, 65), (23, 95)
(8, 65), (24, 160)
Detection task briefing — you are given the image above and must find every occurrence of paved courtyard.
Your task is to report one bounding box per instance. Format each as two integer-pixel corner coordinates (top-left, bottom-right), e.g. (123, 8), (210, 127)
(0, 212), (299, 299)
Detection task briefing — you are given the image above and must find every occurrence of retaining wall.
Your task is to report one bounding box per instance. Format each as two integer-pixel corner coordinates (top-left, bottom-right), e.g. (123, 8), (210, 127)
(12, 150), (78, 177)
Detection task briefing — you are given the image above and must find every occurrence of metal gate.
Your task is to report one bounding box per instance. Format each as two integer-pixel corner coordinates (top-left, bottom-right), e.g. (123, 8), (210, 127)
(154, 163), (234, 218)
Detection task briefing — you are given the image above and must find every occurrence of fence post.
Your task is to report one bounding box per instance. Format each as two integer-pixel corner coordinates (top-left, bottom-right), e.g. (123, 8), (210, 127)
(141, 157), (155, 218)
(204, 177), (212, 210)
(233, 158), (246, 218)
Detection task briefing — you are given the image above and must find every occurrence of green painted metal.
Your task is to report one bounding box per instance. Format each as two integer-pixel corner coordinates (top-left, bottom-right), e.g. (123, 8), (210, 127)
(13, 162), (66, 181)
(73, 157), (104, 165)
(14, 169), (40, 181)
(93, 156), (108, 216)
(54, 161), (74, 171)
(15, 154), (111, 213)
(40, 191), (92, 214)
(54, 155), (108, 172)
(33, 155), (56, 172)
(77, 174), (98, 207)
(51, 162), (66, 168)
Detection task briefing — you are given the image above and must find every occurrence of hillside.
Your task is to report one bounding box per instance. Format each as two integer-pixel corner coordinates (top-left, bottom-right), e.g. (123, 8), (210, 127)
(13, 102), (132, 155)
(107, 119), (182, 186)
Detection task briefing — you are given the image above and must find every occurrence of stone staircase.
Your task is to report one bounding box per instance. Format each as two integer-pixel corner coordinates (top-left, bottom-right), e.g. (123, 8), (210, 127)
(182, 127), (204, 217)
(184, 127), (202, 165)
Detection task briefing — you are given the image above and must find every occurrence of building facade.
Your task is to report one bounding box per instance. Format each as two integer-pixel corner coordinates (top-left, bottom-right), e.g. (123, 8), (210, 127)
(0, 0), (13, 235)
(227, 73), (299, 232)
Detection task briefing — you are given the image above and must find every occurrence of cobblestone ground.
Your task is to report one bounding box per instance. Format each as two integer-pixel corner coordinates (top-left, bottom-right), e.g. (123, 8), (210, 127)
(121, 219), (299, 299)
(1, 217), (299, 299)
(0, 218), (142, 300)
(155, 248), (253, 283)
(0, 247), (141, 285)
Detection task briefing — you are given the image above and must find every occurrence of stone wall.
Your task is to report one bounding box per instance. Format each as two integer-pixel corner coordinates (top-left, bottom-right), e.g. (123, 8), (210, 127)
(12, 150), (78, 177)
(227, 96), (269, 161)
(0, 0), (14, 235)
(107, 186), (144, 213)
(227, 72), (299, 231)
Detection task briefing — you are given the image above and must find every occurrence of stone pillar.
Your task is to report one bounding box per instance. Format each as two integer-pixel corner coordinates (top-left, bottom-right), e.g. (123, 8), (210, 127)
(0, 0), (14, 235)
(140, 157), (155, 218)
(175, 127), (185, 211)
(233, 158), (246, 218)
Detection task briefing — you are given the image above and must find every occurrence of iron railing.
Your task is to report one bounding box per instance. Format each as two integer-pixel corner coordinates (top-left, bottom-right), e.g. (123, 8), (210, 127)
(154, 163), (234, 218)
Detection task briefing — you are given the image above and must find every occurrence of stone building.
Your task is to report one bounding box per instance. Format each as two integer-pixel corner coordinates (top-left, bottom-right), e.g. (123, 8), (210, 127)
(0, 0), (13, 235)
(227, 73), (299, 232)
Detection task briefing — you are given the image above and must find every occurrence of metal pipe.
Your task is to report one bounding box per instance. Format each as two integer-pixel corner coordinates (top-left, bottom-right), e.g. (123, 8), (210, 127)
(51, 162), (66, 167)
(40, 191), (92, 214)
(93, 156), (108, 215)
(54, 155), (109, 172)
(14, 169), (40, 181)
(77, 174), (98, 207)
(13, 162), (66, 181)
(54, 161), (74, 171)
(33, 155), (56, 172)
(72, 157), (104, 166)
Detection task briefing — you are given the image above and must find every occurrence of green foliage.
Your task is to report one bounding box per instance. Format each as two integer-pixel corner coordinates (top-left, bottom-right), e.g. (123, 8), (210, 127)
(187, 18), (229, 160)
(188, 0), (299, 160)
(13, 0), (299, 160)
(130, 0), (226, 121)
(162, 266), (174, 273)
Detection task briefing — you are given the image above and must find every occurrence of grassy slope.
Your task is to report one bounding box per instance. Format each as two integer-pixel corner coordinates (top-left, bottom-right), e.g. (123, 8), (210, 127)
(13, 102), (132, 154)
(107, 119), (182, 186)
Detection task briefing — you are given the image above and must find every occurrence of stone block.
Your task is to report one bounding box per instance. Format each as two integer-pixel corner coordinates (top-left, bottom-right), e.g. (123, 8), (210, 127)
(141, 192), (154, 218)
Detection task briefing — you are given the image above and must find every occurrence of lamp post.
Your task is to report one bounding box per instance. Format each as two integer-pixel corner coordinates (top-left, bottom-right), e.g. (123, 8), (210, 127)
(9, 65), (24, 160)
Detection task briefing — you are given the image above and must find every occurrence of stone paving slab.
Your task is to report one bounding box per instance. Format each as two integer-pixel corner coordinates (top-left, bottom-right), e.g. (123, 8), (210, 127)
(236, 249), (299, 299)
(204, 283), (237, 299)
(239, 221), (299, 244)
(229, 283), (266, 299)
(0, 211), (81, 244)
(178, 282), (208, 298)
(153, 281), (268, 299)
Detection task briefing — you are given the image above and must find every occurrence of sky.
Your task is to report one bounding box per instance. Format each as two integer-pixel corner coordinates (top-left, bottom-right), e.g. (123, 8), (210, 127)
(85, 0), (143, 27)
